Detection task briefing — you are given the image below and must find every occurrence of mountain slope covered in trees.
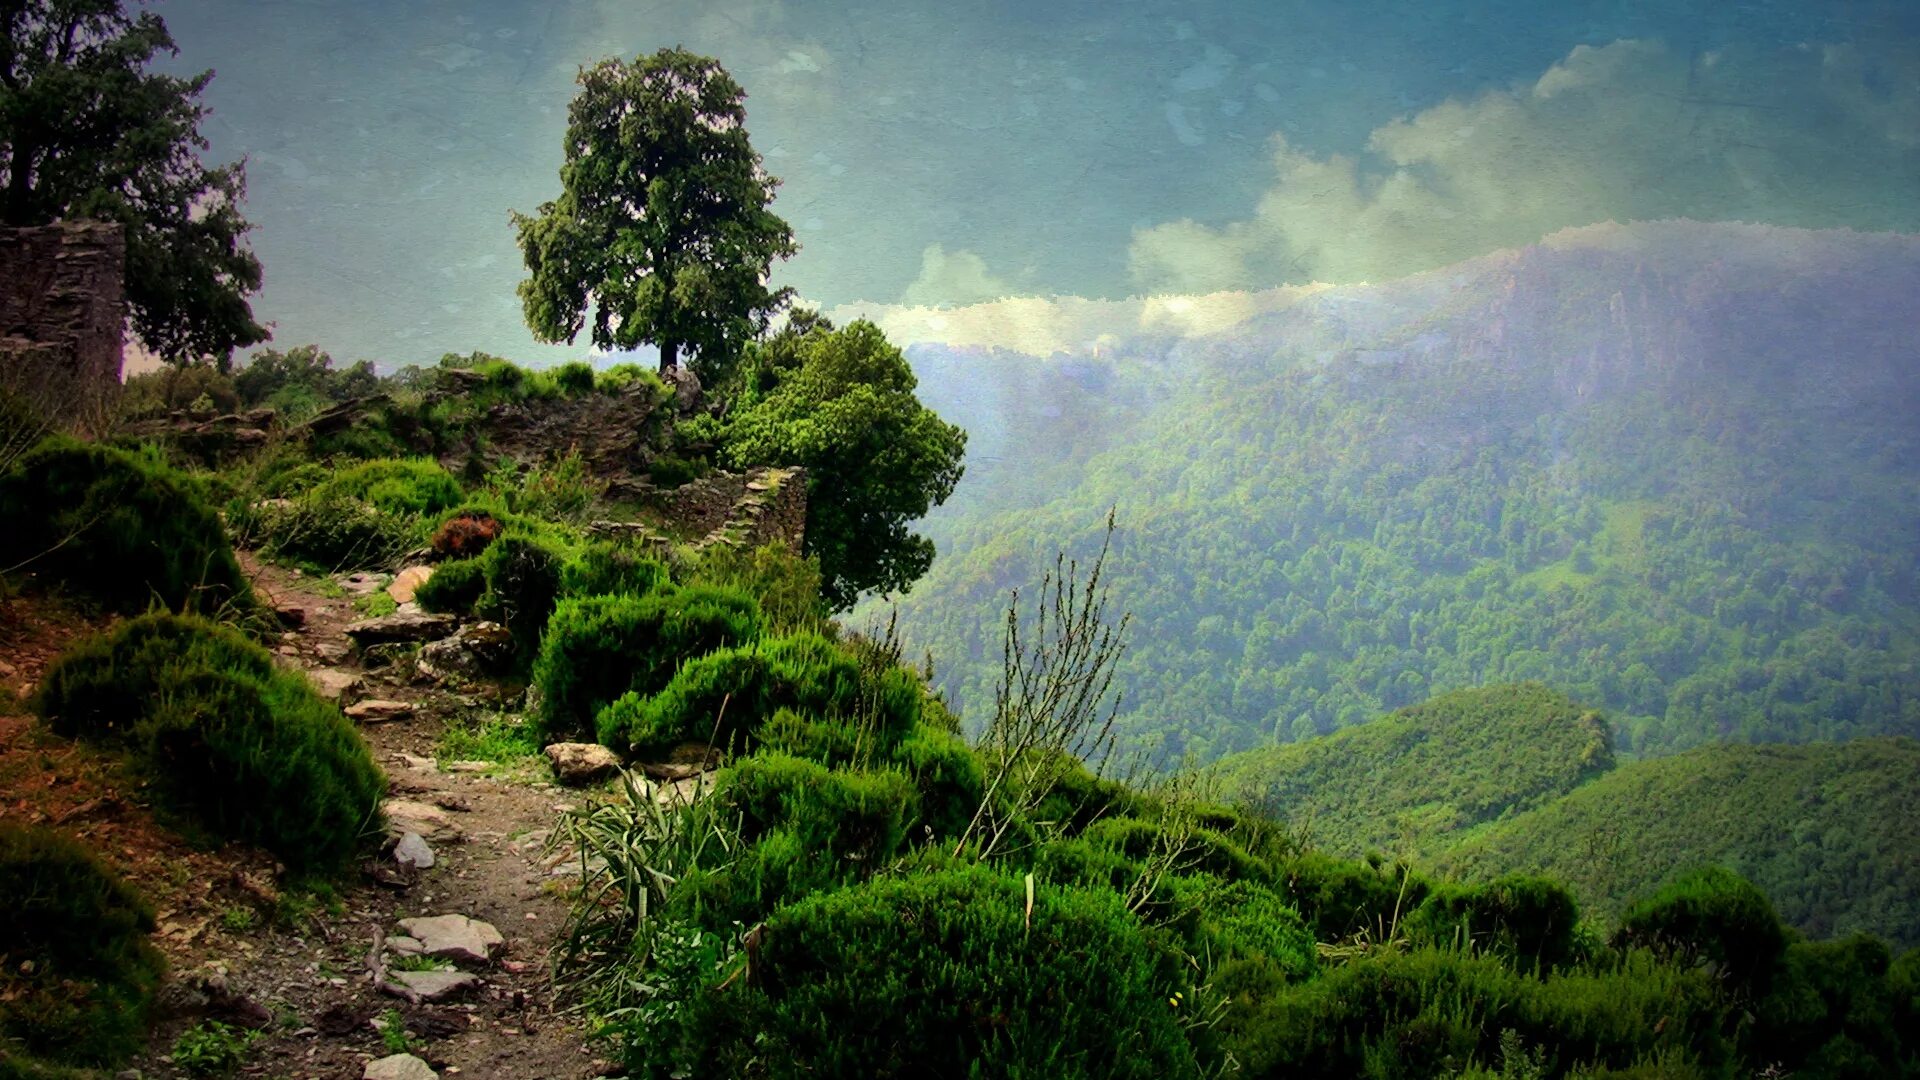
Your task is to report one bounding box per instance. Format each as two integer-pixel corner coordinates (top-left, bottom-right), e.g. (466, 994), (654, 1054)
(889, 222), (1920, 760)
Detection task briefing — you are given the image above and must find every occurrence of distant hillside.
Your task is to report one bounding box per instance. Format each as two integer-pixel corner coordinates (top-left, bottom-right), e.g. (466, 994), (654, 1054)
(885, 221), (1920, 760)
(1440, 735), (1920, 950)
(1213, 684), (1613, 858)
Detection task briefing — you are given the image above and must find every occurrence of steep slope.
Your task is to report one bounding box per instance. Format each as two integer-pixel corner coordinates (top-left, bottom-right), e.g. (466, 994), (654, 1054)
(1212, 684), (1613, 858)
(890, 222), (1920, 759)
(1439, 736), (1920, 949)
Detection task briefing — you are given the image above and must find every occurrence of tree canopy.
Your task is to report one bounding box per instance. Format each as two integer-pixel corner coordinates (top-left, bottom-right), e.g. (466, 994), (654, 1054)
(512, 47), (797, 380)
(724, 315), (967, 610)
(0, 0), (267, 364)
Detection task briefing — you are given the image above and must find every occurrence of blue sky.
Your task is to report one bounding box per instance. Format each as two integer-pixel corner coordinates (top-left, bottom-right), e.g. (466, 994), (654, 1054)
(155, 0), (1920, 366)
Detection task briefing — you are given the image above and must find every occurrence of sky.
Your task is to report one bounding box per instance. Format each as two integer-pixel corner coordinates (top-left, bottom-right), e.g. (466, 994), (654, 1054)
(153, 0), (1920, 367)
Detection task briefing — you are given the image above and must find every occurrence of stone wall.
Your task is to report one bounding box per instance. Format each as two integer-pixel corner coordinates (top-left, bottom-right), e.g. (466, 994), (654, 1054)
(0, 222), (127, 437)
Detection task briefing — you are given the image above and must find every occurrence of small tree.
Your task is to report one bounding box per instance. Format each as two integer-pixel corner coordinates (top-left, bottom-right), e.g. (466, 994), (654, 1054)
(0, 0), (267, 364)
(513, 48), (797, 380)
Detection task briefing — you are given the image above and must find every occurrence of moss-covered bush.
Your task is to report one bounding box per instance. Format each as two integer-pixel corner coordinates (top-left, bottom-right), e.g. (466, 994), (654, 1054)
(476, 532), (567, 657)
(0, 825), (164, 1067)
(1613, 867), (1789, 997)
(1405, 874), (1584, 973)
(241, 457), (464, 570)
(34, 614), (385, 871)
(532, 586), (762, 743)
(310, 457), (462, 515)
(414, 556), (487, 614)
(559, 541), (671, 600)
(0, 437), (254, 615)
(710, 866), (1197, 1078)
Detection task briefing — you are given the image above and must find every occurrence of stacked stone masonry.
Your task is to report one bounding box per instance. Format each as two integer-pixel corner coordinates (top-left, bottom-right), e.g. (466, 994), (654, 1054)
(0, 222), (127, 437)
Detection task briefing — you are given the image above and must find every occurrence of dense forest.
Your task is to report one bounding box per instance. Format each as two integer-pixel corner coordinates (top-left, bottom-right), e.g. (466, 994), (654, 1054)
(888, 223), (1920, 762)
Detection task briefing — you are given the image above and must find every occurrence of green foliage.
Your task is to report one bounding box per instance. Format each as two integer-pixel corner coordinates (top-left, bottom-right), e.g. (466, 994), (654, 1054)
(0, 437), (255, 615)
(531, 586), (762, 743)
(684, 865), (1200, 1079)
(560, 541), (671, 601)
(170, 1020), (256, 1076)
(1442, 737), (1920, 949)
(1220, 684), (1615, 858)
(0, 824), (163, 1067)
(482, 453), (605, 525)
(724, 317), (967, 609)
(513, 47), (797, 379)
(677, 541), (829, 635)
(236, 457), (461, 571)
(232, 345), (379, 419)
(413, 556), (486, 615)
(1406, 875), (1585, 974)
(476, 532), (567, 657)
(34, 613), (385, 871)
(0, 0), (266, 362)
(313, 458), (462, 515)
(553, 361), (596, 396)
(1612, 868), (1789, 996)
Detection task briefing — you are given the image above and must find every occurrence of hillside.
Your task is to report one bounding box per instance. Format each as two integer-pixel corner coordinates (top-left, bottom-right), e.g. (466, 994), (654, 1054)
(1212, 683), (1613, 857)
(886, 221), (1920, 760)
(1441, 735), (1920, 950)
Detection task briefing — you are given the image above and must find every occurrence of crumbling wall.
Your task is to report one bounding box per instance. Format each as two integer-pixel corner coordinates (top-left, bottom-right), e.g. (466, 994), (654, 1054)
(0, 222), (127, 437)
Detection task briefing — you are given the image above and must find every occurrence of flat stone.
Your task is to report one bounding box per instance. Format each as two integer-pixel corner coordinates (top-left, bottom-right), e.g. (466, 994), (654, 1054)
(396, 914), (504, 964)
(345, 612), (458, 647)
(385, 935), (425, 956)
(308, 668), (363, 702)
(388, 565), (434, 604)
(445, 760), (493, 773)
(364, 1053), (438, 1080)
(544, 742), (622, 786)
(389, 969), (479, 1002)
(336, 572), (388, 597)
(274, 604), (307, 629)
(383, 799), (459, 841)
(346, 699), (415, 723)
(313, 642), (350, 663)
(393, 831), (435, 869)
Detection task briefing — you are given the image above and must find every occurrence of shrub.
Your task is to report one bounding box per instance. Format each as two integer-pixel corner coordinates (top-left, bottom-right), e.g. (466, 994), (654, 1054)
(560, 541), (671, 600)
(311, 458), (462, 515)
(553, 361), (596, 396)
(532, 586), (761, 743)
(1178, 878), (1318, 979)
(1612, 867), (1788, 997)
(598, 633), (916, 758)
(0, 824), (163, 1067)
(414, 557), (486, 615)
(1277, 850), (1433, 942)
(0, 437), (254, 615)
(34, 614), (386, 871)
(1406, 875), (1584, 973)
(877, 726), (982, 839)
(674, 865), (1200, 1078)
(679, 541), (828, 634)
(477, 533), (566, 657)
(246, 488), (417, 571)
(431, 511), (502, 558)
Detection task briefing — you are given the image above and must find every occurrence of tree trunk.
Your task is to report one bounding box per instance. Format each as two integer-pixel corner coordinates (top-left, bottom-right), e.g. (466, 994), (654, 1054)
(659, 339), (679, 372)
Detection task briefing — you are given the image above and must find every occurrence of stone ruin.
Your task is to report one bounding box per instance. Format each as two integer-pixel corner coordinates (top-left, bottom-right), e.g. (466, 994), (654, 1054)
(0, 221), (127, 438)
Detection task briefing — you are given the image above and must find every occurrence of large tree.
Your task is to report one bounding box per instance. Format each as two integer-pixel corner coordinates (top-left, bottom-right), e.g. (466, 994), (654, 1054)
(725, 315), (967, 610)
(512, 48), (797, 380)
(0, 0), (267, 365)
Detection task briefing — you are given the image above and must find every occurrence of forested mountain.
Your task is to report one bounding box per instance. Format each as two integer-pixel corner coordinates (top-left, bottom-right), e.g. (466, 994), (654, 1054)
(1442, 735), (1920, 950)
(886, 222), (1920, 760)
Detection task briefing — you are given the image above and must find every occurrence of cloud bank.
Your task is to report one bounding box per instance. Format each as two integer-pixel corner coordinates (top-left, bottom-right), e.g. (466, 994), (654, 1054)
(1130, 39), (1920, 292)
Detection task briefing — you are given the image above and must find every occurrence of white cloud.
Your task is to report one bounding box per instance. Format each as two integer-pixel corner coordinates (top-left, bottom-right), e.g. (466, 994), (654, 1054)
(1130, 39), (1920, 292)
(898, 244), (1017, 307)
(777, 50), (821, 74)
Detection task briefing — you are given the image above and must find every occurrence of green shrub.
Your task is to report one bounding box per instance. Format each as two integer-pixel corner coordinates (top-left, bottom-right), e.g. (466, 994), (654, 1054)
(675, 865), (1200, 1078)
(0, 825), (163, 1067)
(1178, 878), (1318, 979)
(477, 533), (566, 657)
(34, 614), (386, 871)
(247, 487), (418, 570)
(1613, 867), (1788, 997)
(1751, 935), (1910, 1076)
(311, 458), (462, 515)
(553, 361), (595, 396)
(414, 557), (486, 615)
(678, 541), (828, 634)
(170, 1020), (257, 1076)
(560, 541), (671, 600)
(598, 633), (915, 758)
(0, 437), (254, 615)
(1277, 850), (1433, 942)
(878, 725), (982, 840)
(1406, 875), (1585, 973)
(532, 586), (762, 743)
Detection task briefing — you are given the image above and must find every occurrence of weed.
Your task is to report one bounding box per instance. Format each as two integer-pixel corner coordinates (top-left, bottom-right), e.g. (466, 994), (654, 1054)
(171, 1020), (257, 1076)
(375, 1007), (413, 1055)
(218, 907), (257, 934)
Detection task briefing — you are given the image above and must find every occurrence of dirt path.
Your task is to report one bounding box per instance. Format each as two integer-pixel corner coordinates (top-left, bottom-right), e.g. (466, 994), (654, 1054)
(122, 556), (607, 1080)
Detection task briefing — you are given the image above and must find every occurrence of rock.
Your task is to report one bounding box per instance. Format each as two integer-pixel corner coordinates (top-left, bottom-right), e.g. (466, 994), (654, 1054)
(383, 799), (459, 841)
(344, 611), (458, 647)
(336, 572), (387, 597)
(394, 601), (423, 616)
(393, 832), (435, 869)
(544, 742), (622, 786)
(388, 969), (479, 1002)
(394, 752), (438, 772)
(388, 565), (434, 603)
(313, 642), (350, 663)
(385, 935), (425, 956)
(364, 1053), (438, 1080)
(308, 668), (363, 702)
(273, 604), (306, 629)
(445, 760), (493, 774)
(395, 914), (504, 964)
(346, 699), (415, 723)
(417, 620), (513, 682)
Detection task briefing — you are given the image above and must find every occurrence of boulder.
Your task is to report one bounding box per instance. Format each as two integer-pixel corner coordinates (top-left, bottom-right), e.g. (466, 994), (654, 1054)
(307, 668), (363, 703)
(345, 612), (458, 647)
(544, 742), (622, 786)
(395, 914), (504, 964)
(393, 832), (435, 869)
(388, 565), (434, 604)
(383, 799), (459, 841)
(417, 621), (513, 682)
(364, 1054), (437, 1080)
(387, 969), (479, 1003)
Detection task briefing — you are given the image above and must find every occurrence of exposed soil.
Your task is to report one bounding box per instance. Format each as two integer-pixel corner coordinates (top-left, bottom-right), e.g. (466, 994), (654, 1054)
(0, 558), (613, 1080)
